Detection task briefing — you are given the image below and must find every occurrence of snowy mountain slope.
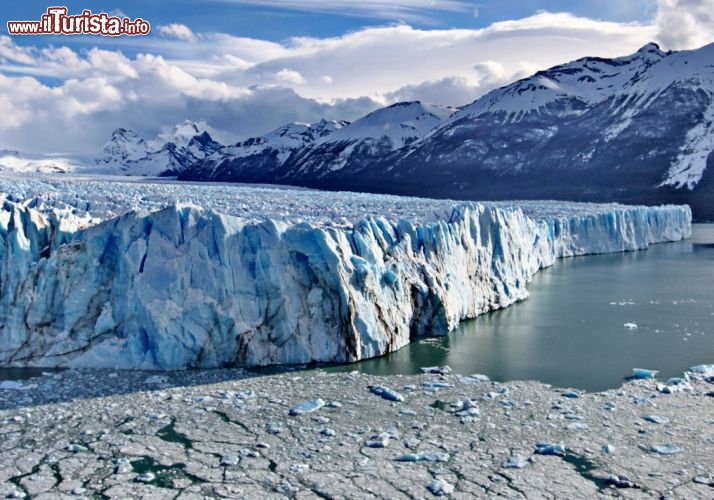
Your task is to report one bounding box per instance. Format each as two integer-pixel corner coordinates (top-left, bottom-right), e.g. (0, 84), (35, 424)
(94, 121), (228, 176)
(0, 150), (78, 174)
(320, 101), (454, 146)
(0, 177), (691, 369)
(441, 43), (668, 124)
(271, 101), (456, 180)
(180, 119), (348, 183)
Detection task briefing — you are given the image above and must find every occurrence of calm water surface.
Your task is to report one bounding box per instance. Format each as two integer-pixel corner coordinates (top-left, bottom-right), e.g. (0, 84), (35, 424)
(327, 224), (714, 392)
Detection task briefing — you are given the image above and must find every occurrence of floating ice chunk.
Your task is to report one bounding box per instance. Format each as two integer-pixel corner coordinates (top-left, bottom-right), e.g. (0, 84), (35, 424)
(65, 444), (88, 453)
(419, 451), (450, 462)
(396, 451), (450, 463)
(0, 381), (25, 390)
(144, 375), (169, 385)
(693, 475), (714, 486)
(534, 442), (565, 456)
(426, 478), (454, 496)
(643, 415), (670, 425)
(470, 374), (490, 382)
(395, 453), (421, 462)
(606, 474), (640, 489)
(365, 434), (390, 448)
(503, 455), (529, 469)
(421, 382), (452, 390)
(451, 399), (480, 418)
(602, 444), (615, 454)
(114, 458), (133, 474)
(688, 364), (714, 379)
(455, 407), (480, 418)
(657, 375), (692, 394)
(624, 322), (638, 329)
(369, 385), (405, 402)
(651, 443), (681, 455)
(289, 398), (325, 416)
(561, 390), (580, 399)
(266, 423), (283, 434)
(136, 472), (155, 483)
(420, 366), (452, 375)
(632, 368), (658, 380)
(567, 423), (590, 431)
(220, 455), (241, 466)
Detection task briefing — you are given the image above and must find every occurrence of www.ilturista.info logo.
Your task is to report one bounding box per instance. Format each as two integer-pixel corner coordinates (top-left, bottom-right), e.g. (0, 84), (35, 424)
(7, 7), (150, 36)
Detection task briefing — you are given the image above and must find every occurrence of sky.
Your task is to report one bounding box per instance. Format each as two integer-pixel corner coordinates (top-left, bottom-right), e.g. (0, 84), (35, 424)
(1, 0), (714, 154)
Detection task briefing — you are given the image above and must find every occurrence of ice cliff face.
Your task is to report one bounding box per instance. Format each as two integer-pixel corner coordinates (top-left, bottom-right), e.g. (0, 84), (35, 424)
(0, 195), (691, 369)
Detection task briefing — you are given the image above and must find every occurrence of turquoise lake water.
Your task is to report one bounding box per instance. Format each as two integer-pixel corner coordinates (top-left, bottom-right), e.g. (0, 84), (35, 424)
(327, 224), (714, 392)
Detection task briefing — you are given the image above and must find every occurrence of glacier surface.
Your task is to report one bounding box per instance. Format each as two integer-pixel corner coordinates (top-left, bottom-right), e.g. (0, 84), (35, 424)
(0, 176), (692, 369)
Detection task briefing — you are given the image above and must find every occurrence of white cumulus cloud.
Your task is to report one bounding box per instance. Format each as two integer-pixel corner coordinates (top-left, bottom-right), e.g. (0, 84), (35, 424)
(275, 68), (307, 85)
(1, 5), (714, 155)
(157, 23), (200, 42)
(655, 0), (714, 49)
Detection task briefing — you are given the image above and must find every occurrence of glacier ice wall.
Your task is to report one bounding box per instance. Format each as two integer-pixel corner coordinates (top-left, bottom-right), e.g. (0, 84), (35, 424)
(0, 199), (691, 369)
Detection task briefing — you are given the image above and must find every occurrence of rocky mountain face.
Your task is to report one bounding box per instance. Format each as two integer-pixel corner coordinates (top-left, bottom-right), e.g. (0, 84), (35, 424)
(179, 43), (714, 219)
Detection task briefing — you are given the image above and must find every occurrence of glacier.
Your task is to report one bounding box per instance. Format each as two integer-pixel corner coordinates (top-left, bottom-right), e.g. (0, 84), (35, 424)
(0, 176), (692, 370)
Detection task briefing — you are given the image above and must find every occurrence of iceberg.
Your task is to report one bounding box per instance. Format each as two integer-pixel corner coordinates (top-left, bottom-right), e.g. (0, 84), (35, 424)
(0, 179), (692, 370)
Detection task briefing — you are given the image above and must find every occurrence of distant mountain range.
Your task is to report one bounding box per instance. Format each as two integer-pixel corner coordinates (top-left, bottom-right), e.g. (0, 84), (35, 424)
(3, 42), (713, 219)
(182, 42), (714, 219)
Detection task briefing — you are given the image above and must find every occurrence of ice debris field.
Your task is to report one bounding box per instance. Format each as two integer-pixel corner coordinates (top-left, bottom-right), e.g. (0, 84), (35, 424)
(0, 175), (692, 370)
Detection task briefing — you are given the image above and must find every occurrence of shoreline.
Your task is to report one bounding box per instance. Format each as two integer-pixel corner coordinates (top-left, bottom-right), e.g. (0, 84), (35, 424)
(1, 366), (712, 498)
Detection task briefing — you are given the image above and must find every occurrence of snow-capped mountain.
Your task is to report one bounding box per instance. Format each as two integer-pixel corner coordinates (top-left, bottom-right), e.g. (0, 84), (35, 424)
(151, 119), (235, 151)
(181, 101), (455, 183)
(374, 42), (714, 219)
(183, 42), (713, 219)
(273, 101), (455, 180)
(95, 120), (229, 176)
(181, 119), (349, 183)
(448, 43), (668, 123)
(95, 128), (150, 167)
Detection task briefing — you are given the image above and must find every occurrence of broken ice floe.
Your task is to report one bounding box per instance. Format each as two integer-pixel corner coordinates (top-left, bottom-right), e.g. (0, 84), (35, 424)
(420, 366), (452, 375)
(651, 443), (681, 455)
(632, 368), (658, 380)
(289, 398), (325, 416)
(503, 455), (530, 469)
(426, 478), (454, 496)
(643, 415), (670, 425)
(606, 474), (641, 489)
(534, 442), (565, 456)
(369, 385), (405, 402)
(396, 451), (450, 463)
